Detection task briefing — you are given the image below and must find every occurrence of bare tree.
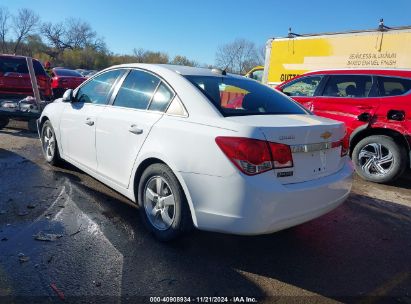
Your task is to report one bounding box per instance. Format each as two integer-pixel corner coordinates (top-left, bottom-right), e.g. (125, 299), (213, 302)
(65, 18), (97, 49)
(215, 38), (261, 74)
(12, 8), (39, 54)
(258, 44), (266, 66)
(171, 55), (198, 67)
(132, 48), (146, 63)
(41, 21), (72, 59)
(0, 7), (10, 53)
(131, 48), (169, 64)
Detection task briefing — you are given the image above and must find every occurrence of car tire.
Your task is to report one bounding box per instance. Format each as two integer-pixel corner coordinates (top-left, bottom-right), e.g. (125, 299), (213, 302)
(138, 163), (193, 241)
(40, 120), (61, 166)
(28, 119), (38, 133)
(352, 135), (407, 183)
(0, 117), (9, 129)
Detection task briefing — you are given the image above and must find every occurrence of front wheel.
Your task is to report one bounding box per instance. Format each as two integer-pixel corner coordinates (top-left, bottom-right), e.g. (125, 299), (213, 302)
(352, 135), (407, 183)
(138, 163), (192, 241)
(41, 120), (61, 166)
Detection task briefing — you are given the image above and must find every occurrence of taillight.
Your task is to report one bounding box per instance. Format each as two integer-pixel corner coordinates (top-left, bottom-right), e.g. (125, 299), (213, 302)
(331, 138), (349, 157)
(269, 142), (293, 168)
(215, 137), (293, 175)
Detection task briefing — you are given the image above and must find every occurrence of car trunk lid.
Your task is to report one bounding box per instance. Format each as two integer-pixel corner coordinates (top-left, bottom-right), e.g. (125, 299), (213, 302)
(226, 114), (347, 184)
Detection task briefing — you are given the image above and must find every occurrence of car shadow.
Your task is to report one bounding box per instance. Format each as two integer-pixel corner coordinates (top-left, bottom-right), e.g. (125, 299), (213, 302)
(0, 121), (38, 138)
(57, 165), (411, 302)
(1, 150), (411, 302)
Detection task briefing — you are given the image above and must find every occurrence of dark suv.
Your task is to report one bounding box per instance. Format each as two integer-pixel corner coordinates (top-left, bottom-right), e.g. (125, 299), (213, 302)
(277, 69), (411, 183)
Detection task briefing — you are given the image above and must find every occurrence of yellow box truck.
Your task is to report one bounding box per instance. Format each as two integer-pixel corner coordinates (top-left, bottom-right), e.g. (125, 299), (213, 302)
(259, 24), (411, 87)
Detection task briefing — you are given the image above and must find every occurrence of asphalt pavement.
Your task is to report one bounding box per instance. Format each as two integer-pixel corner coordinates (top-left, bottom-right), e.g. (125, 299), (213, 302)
(1, 121), (411, 303)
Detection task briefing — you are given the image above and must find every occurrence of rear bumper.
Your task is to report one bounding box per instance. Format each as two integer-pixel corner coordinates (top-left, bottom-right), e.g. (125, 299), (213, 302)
(181, 160), (353, 235)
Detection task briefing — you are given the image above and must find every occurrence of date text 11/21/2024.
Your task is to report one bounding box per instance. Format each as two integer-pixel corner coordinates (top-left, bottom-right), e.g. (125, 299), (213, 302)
(149, 296), (258, 303)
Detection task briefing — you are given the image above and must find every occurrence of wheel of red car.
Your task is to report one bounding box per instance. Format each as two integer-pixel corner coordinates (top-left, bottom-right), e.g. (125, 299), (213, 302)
(352, 135), (407, 183)
(0, 117), (9, 129)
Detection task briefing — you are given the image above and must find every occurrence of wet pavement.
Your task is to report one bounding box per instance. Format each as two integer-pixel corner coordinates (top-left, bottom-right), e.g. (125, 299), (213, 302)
(1, 121), (411, 303)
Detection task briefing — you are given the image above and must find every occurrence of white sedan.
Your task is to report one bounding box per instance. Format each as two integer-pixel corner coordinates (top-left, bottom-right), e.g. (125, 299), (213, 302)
(38, 64), (353, 241)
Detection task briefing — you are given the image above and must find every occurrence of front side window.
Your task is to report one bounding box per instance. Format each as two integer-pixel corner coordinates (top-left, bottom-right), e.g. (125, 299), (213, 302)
(114, 70), (160, 110)
(322, 75), (373, 98)
(377, 76), (411, 96)
(76, 69), (122, 104)
(185, 75), (308, 117)
(282, 76), (322, 97)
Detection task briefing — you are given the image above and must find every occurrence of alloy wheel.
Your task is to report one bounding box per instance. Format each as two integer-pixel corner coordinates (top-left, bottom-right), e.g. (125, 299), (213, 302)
(42, 125), (56, 162)
(143, 176), (176, 231)
(358, 143), (394, 176)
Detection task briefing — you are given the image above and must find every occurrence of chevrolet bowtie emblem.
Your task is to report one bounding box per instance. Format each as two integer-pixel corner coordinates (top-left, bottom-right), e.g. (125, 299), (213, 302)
(320, 131), (332, 140)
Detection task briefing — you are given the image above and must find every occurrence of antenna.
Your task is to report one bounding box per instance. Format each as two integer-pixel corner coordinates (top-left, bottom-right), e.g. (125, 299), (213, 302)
(378, 18), (391, 31)
(288, 27), (301, 38)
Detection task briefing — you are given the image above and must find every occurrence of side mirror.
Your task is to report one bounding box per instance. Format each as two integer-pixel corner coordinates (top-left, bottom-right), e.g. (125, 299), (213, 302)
(62, 89), (74, 102)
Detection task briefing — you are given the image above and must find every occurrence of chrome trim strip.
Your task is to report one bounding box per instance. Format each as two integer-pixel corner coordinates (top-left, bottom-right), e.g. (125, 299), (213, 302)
(291, 142), (333, 153)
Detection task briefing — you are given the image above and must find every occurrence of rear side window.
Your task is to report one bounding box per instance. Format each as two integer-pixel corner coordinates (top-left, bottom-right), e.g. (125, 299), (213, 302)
(76, 69), (122, 104)
(282, 76), (322, 97)
(148, 82), (174, 112)
(185, 75), (308, 116)
(322, 75), (373, 98)
(114, 70), (160, 110)
(377, 76), (411, 96)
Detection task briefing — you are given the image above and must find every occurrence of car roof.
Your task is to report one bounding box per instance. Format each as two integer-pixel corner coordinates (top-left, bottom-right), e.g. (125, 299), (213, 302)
(110, 63), (242, 78)
(302, 68), (411, 78)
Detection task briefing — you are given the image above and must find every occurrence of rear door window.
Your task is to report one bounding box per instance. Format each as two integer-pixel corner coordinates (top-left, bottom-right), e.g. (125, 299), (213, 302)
(75, 69), (122, 104)
(282, 76), (323, 97)
(377, 76), (411, 96)
(322, 75), (373, 97)
(113, 69), (160, 110)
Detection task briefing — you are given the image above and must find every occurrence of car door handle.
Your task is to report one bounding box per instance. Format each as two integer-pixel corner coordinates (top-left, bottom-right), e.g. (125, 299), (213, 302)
(85, 118), (94, 126)
(129, 124), (143, 135)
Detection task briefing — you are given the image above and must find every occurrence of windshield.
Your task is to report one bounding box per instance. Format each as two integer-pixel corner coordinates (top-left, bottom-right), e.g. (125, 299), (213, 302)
(185, 75), (309, 116)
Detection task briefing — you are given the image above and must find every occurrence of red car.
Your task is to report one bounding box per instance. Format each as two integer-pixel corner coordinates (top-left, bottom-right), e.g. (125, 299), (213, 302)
(0, 54), (52, 100)
(51, 68), (87, 98)
(276, 69), (411, 183)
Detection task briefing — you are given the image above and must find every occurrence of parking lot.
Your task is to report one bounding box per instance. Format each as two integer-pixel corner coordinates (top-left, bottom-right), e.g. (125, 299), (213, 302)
(1, 121), (411, 303)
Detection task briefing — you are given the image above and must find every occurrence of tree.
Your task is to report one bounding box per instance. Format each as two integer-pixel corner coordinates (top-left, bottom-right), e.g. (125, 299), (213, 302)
(171, 55), (198, 67)
(215, 38), (262, 74)
(65, 18), (97, 49)
(0, 7), (10, 53)
(12, 8), (39, 54)
(131, 48), (169, 64)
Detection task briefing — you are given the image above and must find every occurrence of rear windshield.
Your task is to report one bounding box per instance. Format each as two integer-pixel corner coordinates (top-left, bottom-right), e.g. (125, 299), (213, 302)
(54, 69), (83, 77)
(185, 75), (309, 116)
(0, 57), (47, 76)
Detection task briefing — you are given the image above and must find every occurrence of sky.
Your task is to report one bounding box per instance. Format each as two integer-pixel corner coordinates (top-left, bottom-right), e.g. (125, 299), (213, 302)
(4, 0), (411, 65)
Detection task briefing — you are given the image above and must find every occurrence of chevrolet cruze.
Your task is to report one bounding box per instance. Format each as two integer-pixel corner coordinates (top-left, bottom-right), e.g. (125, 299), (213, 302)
(38, 64), (353, 241)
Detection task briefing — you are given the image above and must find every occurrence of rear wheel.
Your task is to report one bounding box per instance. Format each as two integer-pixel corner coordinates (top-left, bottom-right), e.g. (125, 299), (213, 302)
(138, 163), (192, 241)
(41, 120), (61, 166)
(0, 117), (9, 129)
(352, 135), (407, 183)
